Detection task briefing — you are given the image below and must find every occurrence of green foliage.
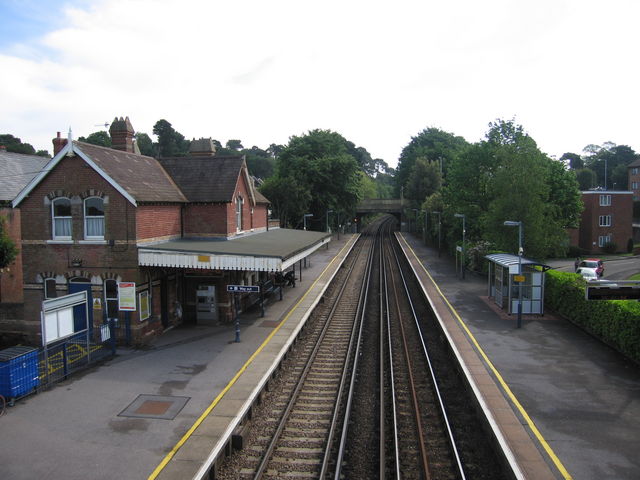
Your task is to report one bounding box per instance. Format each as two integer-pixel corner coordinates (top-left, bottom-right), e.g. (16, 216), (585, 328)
(396, 127), (468, 197)
(263, 129), (363, 229)
(135, 132), (155, 156)
(575, 168), (596, 190)
(79, 131), (112, 147)
(545, 270), (640, 363)
(583, 143), (639, 189)
(153, 119), (190, 157)
(0, 216), (18, 269)
(602, 241), (617, 254)
(404, 157), (442, 209)
(441, 119), (582, 259)
(560, 152), (583, 169)
(0, 134), (37, 155)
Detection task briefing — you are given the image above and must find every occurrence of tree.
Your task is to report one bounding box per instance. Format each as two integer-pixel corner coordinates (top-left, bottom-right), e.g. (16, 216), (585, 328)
(560, 152), (583, 170)
(79, 131), (111, 147)
(442, 119), (582, 259)
(583, 143), (639, 189)
(263, 129), (362, 229)
(404, 157), (441, 208)
(134, 132), (155, 156)
(152, 119), (189, 157)
(396, 127), (468, 197)
(575, 168), (597, 190)
(0, 216), (18, 270)
(244, 146), (275, 179)
(226, 139), (244, 151)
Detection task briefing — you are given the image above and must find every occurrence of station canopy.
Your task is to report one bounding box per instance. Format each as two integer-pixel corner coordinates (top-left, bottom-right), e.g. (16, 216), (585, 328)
(138, 228), (331, 272)
(485, 253), (550, 274)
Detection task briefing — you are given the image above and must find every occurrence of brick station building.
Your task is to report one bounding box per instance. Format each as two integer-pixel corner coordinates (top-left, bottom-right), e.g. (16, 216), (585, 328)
(11, 118), (330, 345)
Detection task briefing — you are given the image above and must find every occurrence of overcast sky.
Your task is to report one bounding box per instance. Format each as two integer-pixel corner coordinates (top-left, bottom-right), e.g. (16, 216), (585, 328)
(1, 0), (638, 167)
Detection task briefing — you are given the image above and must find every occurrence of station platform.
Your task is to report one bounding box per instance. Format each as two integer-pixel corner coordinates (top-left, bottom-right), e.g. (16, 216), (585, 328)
(1, 231), (638, 480)
(0, 233), (357, 480)
(398, 233), (640, 480)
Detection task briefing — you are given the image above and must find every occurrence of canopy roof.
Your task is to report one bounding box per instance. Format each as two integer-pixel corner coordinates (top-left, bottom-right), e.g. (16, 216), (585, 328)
(485, 253), (550, 274)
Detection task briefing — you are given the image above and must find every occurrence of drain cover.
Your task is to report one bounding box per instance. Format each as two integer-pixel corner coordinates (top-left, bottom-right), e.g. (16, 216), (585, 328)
(119, 394), (190, 420)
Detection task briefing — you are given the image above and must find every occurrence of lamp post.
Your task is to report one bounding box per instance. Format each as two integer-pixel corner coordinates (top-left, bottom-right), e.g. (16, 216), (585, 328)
(326, 209), (333, 233)
(432, 211), (441, 257)
(504, 220), (523, 328)
(454, 213), (466, 279)
(423, 210), (427, 244)
(303, 213), (313, 231)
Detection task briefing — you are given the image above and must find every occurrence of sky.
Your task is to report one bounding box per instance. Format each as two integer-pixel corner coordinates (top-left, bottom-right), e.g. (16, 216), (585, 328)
(1, 0), (639, 167)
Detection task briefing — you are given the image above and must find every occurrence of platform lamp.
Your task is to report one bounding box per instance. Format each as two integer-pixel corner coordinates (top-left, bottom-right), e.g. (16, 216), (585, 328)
(504, 220), (523, 328)
(326, 209), (333, 233)
(432, 211), (442, 257)
(454, 213), (466, 279)
(303, 213), (313, 231)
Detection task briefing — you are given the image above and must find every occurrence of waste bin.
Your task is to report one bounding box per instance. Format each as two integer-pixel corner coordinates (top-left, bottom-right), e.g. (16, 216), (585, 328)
(0, 346), (40, 400)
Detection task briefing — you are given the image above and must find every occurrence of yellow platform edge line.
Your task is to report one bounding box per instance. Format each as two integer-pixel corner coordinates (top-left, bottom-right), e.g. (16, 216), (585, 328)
(398, 234), (572, 480)
(148, 238), (355, 480)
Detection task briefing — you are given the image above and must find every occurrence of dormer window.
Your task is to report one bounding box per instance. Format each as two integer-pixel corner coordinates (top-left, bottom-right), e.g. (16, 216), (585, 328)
(52, 197), (72, 240)
(84, 197), (105, 239)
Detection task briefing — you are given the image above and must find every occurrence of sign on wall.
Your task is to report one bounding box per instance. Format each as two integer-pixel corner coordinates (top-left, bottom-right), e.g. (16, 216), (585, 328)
(118, 282), (137, 311)
(139, 291), (150, 321)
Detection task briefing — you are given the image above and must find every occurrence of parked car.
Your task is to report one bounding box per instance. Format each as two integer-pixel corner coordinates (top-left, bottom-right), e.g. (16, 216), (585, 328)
(577, 267), (599, 281)
(580, 259), (604, 277)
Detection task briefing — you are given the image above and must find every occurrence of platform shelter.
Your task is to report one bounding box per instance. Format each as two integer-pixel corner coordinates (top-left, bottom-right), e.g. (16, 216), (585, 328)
(485, 254), (551, 315)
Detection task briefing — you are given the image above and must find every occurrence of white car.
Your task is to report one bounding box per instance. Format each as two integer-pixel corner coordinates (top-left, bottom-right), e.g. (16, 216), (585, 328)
(576, 267), (598, 281)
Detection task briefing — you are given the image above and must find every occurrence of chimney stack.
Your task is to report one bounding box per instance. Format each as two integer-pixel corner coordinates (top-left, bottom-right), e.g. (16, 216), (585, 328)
(109, 116), (135, 153)
(52, 131), (68, 156)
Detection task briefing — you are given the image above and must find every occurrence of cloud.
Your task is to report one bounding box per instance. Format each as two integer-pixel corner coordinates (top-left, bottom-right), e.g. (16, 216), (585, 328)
(1, 0), (639, 164)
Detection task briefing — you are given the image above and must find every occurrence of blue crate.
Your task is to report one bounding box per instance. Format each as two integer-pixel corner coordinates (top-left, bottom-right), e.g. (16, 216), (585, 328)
(0, 346), (40, 399)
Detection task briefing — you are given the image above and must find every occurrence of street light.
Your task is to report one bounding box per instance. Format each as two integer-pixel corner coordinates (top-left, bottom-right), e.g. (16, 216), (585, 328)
(326, 209), (333, 233)
(432, 211), (442, 257)
(504, 220), (523, 328)
(454, 213), (466, 280)
(303, 213), (313, 231)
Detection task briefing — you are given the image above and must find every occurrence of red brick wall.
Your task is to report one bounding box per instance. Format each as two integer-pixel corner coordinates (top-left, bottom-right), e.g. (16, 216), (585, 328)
(183, 204), (230, 237)
(0, 207), (24, 303)
(579, 192), (632, 253)
(136, 205), (182, 242)
(628, 166), (640, 201)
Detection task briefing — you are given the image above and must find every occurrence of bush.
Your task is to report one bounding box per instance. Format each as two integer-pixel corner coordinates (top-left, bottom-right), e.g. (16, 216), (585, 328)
(627, 238), (634, 254)
(602, 241), (617, 254)
(545, 270), (640, 364)
(567, 245), (589, 258)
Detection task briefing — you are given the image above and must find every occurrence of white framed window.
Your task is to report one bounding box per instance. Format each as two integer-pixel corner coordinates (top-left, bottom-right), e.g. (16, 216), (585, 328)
(84, 197), (105, 239)
(235, 195), (243, 232)
(599, 194), (611, 206)
(633, 182), (639, 190)
(52, 197), (72, 239)
(599, 215), (611, 227)
(633, 168), (639, 175)
(44, 278), (57, 299)
(599, 235), (611, 247)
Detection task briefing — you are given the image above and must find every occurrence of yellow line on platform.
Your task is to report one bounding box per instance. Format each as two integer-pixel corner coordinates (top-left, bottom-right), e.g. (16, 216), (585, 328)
(398, 234), (572, 480)
(148, 238), (355, 480)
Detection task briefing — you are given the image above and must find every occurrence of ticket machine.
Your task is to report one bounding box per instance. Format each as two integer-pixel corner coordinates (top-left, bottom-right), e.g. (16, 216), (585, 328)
(196, 285), (217, 324)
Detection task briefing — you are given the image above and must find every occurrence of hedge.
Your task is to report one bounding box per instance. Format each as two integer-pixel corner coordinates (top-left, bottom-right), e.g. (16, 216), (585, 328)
(545, 270), (640, 364)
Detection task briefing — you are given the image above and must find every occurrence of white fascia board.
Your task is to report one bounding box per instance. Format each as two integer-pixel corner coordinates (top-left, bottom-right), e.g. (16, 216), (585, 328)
(12, 141), (73, 207)
(73, 146), (137, 207)
(281, 237), (331, 270)
(12, 142), (137, 208)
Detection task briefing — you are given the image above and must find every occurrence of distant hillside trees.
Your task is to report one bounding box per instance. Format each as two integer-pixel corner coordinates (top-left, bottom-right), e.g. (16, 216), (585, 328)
(0, 134), (49, 157)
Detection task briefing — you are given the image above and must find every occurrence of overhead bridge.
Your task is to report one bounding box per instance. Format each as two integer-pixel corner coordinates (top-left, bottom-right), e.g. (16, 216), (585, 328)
(356, 198), (403, 214)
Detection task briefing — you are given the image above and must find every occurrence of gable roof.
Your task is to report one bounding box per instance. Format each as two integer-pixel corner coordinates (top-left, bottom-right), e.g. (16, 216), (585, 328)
(0, 151), (50, 203)
(159, 155), (255, 203)
(13, 140), (186, 207)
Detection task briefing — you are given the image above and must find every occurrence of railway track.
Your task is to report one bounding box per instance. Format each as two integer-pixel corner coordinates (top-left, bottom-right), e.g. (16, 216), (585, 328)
(215, 216), (507, 479)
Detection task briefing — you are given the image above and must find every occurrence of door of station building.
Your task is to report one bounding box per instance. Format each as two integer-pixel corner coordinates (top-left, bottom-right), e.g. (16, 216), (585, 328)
(196, 285), (218, 324)
(69, 278), (94, 333)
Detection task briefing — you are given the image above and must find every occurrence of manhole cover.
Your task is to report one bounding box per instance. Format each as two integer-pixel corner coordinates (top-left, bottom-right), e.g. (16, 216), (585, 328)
(119, 394), (190, 420)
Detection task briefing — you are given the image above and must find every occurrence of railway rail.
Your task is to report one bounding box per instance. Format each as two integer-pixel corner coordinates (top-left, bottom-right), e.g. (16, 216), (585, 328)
(215, 216), (508, 479)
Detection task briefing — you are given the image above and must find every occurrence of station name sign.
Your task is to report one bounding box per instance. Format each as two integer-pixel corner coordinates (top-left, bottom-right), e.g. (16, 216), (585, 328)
(586, 281), (640, 301)
(227, 285), (260, 293)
